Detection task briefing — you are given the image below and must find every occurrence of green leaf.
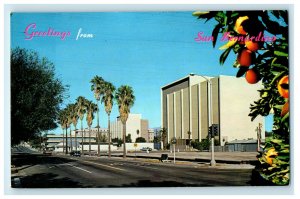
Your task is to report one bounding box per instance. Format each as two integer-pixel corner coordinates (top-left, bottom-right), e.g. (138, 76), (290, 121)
(281, 112), (289, 123)
(273, 104), (283, 110)
(236, 67), (248, 78)
(212, 24), (223, 48)
(192, 11), (210, 17)
(274, 51), (288, 57)
(270, 139), (283, 144)
(219, 47), (231, 65)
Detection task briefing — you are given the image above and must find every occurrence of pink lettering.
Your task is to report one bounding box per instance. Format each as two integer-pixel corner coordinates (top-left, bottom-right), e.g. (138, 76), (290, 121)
(24, 23), (36, 40)
(23, 23), (71, 41)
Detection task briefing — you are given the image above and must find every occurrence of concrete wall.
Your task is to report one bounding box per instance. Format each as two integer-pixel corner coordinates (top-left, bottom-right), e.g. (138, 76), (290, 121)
(125, 143), (154, 151)
(219, 75), (265, 145)
(200, 81), (208, 140)
(162, 77), (189, 131)
(140, 119), (149, 141)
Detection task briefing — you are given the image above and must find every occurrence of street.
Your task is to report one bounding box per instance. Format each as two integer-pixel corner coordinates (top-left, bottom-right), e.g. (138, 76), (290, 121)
(11, 152), (257, 188)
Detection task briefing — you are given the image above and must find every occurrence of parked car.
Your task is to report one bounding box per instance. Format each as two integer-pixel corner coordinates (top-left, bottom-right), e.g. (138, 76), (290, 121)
(70, 151), (81, 157)
(43, 150), (52, 156)
(140, 147), (152, 151)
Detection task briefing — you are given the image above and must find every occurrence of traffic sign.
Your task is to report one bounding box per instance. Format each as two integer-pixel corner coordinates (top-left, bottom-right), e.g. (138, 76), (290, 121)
(134, 143), (138, 147)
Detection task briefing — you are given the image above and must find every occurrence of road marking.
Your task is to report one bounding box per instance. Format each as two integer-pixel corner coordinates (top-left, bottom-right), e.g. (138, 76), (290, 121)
(65, 163), (92, 173)
(81, 160), (126, 171)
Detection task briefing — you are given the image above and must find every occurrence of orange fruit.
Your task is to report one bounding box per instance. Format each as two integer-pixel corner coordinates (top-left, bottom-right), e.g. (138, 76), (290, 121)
(281, 101), (289, 117)
(245, 40), (260, 52)
(235, 16), (249, 35)
(277, 75), (289, 98)
(264, 148), (278, 165)
(237, 49), (253, 67)
(245, 69), (259, 84)
(265, 156), (273, 165)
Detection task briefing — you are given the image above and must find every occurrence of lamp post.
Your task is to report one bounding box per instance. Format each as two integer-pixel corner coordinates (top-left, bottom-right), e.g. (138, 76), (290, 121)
(191, 73), (215, 166)
(171, 137), (177, 164)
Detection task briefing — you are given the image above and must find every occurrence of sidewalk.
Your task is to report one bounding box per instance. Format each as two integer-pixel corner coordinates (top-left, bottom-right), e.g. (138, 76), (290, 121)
(108, 151), (259, 165)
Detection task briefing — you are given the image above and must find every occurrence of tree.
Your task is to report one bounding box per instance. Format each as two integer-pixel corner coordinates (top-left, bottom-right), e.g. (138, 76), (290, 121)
(58, 109), (69, 153)
(85, 100), (98, 156)
(193, 10), (289, 185)
(115, 85), (135, 158)
(66, 104), (75, 151)
(91, 76), (105, 157)
(101, 81), (116, 158)
(11, 47), (67, 145)
(70, 103), (79, 151)
(126, 134), (132, 143)
(160, 128), (168, 150)
(76, 96), (88, 154)
(135, 137), (146, 143)
(112, 138), (123, 147)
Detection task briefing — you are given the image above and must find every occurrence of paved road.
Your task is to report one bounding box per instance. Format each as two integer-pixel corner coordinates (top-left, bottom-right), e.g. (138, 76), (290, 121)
(11, 153), (260, 188)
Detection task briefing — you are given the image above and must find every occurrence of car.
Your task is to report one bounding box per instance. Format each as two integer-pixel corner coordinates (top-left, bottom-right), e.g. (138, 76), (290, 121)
(70, 151), (81, 157)
(43, 150), (52, 156)
(140, 147), (152, 152)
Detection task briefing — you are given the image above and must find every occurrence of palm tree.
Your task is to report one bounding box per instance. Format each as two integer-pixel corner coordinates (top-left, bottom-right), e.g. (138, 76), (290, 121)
(115, 85), (135, 158)
(160, 128), (167, 150)
(76, 96), (88, 154)
(71, 103), (79, 151)
(101, 81), (116, 158)
(60, 108), (69, 154)
(66, 104), (74, 151)
(85, 100), (98, 156)
(90, 76), (105, 157)
(58, 109), (68, 153)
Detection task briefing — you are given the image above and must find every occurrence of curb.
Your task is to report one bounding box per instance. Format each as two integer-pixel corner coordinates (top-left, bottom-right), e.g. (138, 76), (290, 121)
(105, 154), (258, 165)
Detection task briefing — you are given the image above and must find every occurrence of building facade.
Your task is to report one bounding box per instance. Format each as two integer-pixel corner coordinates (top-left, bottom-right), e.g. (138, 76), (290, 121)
(46, 127), (108, 151)
(161, 74), (265, 146)
(110, 114), (149, 142)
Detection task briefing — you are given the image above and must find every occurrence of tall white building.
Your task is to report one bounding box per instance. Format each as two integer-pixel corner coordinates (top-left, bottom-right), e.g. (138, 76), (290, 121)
(161, 73), (265, 146)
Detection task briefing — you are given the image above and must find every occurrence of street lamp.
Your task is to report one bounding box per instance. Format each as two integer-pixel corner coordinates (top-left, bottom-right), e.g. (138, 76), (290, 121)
(190, 73), (216, 166)
(171, 137), (177, 164)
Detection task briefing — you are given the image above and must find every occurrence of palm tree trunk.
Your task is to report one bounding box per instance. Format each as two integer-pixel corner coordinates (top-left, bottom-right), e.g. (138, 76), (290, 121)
(89, 126), (91, 156)
(108, 114), (111, 158)
(75, 128), (77, 151)
(97, 100), (100, 157)
(81, 119), (84, 154)
(65, 124), (68, 154)
(123, 122), (126, 158)
(62, 128), (65, 153)
(69, 127), (73, 151)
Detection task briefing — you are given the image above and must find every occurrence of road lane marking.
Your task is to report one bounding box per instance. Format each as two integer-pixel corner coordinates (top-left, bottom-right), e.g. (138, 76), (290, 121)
(65, 163), (92, 173)
(81, 160), (126, 171)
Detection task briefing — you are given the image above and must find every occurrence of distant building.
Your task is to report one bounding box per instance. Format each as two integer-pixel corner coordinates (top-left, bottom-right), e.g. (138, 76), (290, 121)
(110, 114), (149, 142)
(45, 127), (108, 151)
(148, 128), (155, 142)
(161, 73), (265, 147)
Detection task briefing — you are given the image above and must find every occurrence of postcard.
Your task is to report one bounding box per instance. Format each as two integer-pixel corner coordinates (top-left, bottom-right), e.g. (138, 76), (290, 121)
(10, 10), (290, 188)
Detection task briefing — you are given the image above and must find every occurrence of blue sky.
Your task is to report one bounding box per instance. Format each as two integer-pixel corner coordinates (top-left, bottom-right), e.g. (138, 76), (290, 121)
(11, 12), (273, 133)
